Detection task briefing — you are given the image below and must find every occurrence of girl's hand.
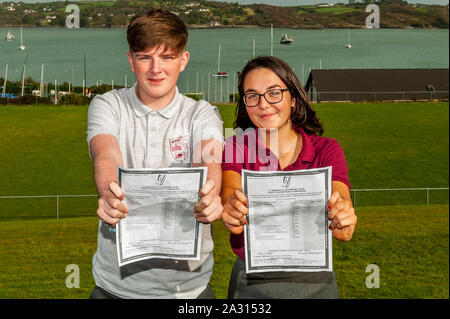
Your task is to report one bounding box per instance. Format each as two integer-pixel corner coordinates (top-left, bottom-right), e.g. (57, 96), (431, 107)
(222, 189), (248, 235)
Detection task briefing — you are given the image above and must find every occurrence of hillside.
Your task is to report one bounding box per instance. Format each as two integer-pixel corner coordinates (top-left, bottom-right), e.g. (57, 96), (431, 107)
(0, 0), (448, 29)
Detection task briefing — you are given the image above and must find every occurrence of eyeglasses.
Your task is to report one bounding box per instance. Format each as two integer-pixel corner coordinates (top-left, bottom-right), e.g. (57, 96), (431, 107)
(243, 88), (290, 107)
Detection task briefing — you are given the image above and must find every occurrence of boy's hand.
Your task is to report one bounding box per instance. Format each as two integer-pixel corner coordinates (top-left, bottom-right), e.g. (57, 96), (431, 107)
(194, 179), (223, 224)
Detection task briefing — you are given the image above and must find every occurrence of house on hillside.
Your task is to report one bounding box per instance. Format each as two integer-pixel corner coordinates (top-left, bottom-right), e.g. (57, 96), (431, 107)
(316, 3), (335, 7)
(304, 69), (449, 102)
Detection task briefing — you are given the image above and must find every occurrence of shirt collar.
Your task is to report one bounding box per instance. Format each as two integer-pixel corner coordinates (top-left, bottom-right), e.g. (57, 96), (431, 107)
(158, 87), (180, 119)
(294, 126), (315, 163)
(130, 83), (180, 119)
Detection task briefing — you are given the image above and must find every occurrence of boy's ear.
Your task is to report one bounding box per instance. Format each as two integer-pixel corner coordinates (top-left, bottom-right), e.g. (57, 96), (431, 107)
(127, 51), (135, 72)
(179, 51), (190, 72)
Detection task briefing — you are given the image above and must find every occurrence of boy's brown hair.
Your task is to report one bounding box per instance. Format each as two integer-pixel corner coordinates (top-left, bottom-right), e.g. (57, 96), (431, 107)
(127, 8), (188, 55)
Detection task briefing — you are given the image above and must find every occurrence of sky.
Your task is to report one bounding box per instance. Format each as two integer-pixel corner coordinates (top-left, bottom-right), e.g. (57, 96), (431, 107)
(0, 0), (448, 5)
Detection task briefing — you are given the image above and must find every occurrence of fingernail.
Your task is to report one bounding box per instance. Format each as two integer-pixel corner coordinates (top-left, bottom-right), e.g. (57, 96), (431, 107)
(328, 205), (332, 210)
(329, 225), (333, 230)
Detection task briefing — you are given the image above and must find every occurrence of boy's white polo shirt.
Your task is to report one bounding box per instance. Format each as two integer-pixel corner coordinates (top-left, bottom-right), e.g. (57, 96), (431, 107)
(87, 83), (223, 299)
(88, 83), (223, 169)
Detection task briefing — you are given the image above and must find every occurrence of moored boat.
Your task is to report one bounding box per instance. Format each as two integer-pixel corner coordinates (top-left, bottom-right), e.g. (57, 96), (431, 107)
(6, 30), (15, 41)
(280, 33), (293, 45)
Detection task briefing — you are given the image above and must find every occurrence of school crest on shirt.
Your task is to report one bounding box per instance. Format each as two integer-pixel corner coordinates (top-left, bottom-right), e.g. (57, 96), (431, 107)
(169, 135), (190, 161)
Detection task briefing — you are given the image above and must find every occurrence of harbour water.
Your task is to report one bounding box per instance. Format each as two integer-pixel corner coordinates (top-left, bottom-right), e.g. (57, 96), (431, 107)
(0, 27), (448, 100)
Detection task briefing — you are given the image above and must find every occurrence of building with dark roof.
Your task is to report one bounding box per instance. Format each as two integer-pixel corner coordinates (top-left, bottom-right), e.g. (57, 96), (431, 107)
(304, 69), (449, 102)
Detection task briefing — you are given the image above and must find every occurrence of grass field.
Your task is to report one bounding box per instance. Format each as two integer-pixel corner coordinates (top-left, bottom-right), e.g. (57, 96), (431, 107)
(0, 101), (448, 299)
(0, 204), (447, 299)
(0, 101), (448, 219)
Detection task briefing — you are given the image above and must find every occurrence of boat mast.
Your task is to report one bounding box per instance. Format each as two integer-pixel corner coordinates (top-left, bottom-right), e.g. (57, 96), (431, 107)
(40, 64), (44, 97)
(20, 53), (29, 97)
(21, 64), (26, 97)
(270, 23), (273, 56)
(19, 25), (25, 50)
(2, 64), (7, 97)
(217, 44), (221, 74)
(253, 38), (255, 57)
(83, 53), (87, 96)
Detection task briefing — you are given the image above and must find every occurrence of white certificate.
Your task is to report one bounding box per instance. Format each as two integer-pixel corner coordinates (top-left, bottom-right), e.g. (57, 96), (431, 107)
(243, 167), (332, 273)
(116, 167), (206, 267)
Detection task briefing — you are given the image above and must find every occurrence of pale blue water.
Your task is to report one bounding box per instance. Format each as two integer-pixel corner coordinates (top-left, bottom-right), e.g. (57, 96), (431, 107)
(0, 27), (448, 100)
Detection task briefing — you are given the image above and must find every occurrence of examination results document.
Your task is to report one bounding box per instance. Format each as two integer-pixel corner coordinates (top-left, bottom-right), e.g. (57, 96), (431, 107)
(242, 167), (332, 273)
(116, 167), (206, 267)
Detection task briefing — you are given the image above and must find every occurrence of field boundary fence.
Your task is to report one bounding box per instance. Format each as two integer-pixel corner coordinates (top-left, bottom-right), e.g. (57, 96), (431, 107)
(0, 194), (98, 220)
(0, 187), (448, 220)
(308, 90), (449, 103)
(350, 187), (449, 207)
(2, 89), (448, 106)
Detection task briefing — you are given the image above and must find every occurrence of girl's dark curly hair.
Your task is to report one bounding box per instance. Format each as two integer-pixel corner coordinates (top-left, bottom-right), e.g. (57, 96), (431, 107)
(234, 56), (323, 136)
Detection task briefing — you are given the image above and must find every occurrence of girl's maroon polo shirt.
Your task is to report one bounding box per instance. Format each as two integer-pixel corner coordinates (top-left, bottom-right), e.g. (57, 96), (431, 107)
(222, 126), (350, 260)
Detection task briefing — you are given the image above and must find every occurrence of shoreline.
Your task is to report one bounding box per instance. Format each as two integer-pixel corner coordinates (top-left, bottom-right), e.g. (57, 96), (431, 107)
(0, 25), (447, 30)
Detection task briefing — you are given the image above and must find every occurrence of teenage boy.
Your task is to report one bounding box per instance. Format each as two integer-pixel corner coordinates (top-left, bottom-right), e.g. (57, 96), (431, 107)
(87, 8), (223, 299)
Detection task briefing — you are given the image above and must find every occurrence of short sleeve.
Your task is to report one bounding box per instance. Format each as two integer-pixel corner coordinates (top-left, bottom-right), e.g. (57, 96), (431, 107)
(86, 94), (119, 145)
(192, 101), (224, 146)
(322, 139), (351, 190)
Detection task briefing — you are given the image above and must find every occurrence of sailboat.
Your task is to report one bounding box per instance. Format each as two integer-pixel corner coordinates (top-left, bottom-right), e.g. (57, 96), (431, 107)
(19, 26), (25, 51)
(280, 33), (293, 45)
(212, 44), (228, 78)
(6, 30), (15, 41)
(345, 29), (351, 48)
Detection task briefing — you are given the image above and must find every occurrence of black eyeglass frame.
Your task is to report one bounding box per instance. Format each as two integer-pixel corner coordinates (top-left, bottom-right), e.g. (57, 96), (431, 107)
(243, 88), (290, 107)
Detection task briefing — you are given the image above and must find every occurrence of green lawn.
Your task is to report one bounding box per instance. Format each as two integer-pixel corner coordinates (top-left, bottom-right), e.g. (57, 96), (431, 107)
(0, 101), (448, 299)
(0, 204), (447, 299)
(334, 204), (449, 299)
(1, 102), (447, 200)
(218, 101), (449, 204)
